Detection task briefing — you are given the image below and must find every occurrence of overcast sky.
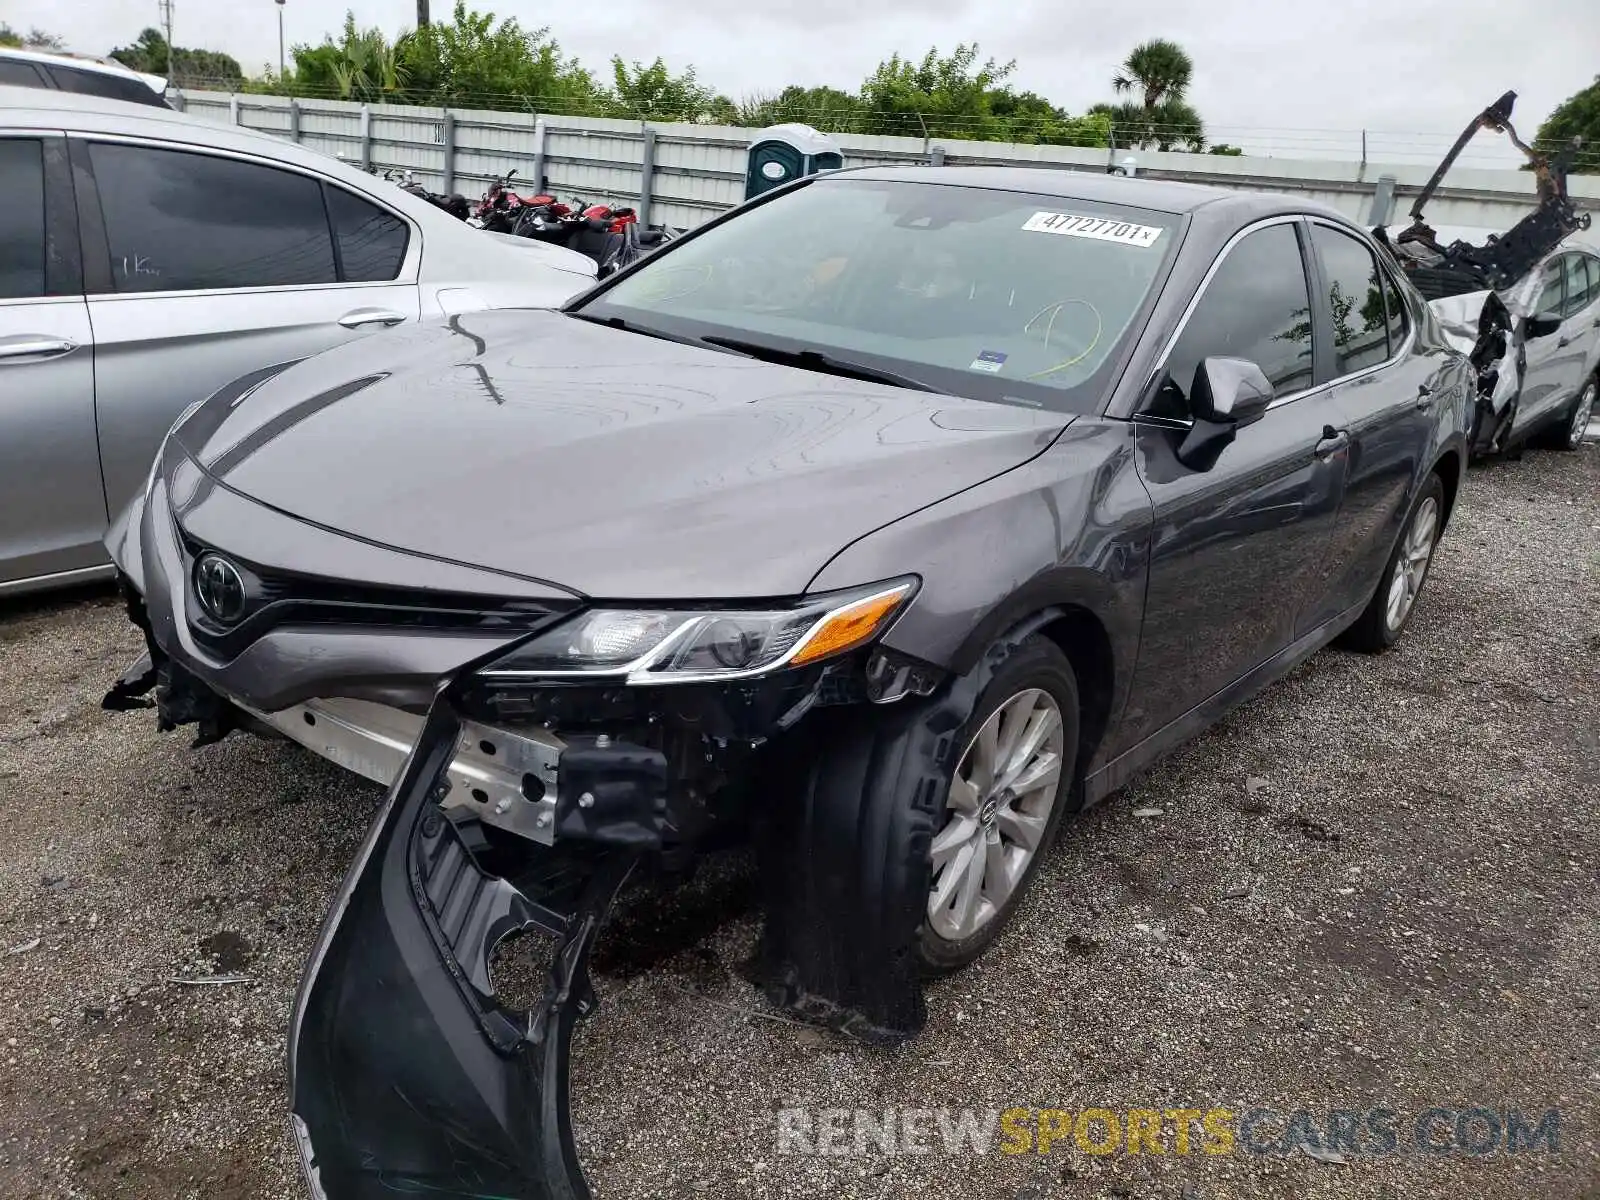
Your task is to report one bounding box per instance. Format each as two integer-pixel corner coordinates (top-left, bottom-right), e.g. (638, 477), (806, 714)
(11, 0), (1598, 166)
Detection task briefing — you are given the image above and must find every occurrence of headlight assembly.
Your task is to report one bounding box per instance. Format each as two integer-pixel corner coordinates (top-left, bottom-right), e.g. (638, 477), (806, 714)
(479, 579), (916, 684)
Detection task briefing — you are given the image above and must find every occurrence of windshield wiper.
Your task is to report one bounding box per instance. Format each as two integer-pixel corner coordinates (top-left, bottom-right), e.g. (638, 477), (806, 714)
(566, 311), (723, 352)
(698, 335), (952, 395)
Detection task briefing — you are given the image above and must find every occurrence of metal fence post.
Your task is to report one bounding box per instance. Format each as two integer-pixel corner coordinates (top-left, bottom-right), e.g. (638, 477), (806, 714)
(359, 105), (372, 172)
(532, 117), (548, 193)
(289, 98), (301, 143)
(638, 127), (656, 228)
(441, 110), (456, 194)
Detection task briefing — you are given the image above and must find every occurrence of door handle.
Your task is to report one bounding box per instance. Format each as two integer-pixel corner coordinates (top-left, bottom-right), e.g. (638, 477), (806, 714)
(0, 334), (77, 362)
(1314, 428), (1350, 460)
(1557, 335), (1572, 348)
(1415, 383), (1436, 411)
(337, 308), (407, 329)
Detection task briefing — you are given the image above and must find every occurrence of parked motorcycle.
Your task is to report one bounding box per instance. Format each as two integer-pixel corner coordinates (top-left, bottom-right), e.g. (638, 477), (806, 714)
(383, 168), (472, 222)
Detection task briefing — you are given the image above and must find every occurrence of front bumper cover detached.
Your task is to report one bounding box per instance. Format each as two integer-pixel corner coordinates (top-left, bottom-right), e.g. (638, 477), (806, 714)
(104, 462), (1058, 1198)
(290, 684), (642, 1200)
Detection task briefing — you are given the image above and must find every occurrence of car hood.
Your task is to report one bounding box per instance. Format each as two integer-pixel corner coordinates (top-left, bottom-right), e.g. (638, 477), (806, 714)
(174, 310), (1071, 598)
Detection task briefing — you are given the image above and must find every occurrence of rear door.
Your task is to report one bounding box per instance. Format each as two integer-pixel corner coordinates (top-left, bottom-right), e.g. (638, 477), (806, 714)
(1551, 252), (1600, 402)
(72, 137), (420, 516)
(0, 134), (103, 588)
(1302, 220), (1437, 630)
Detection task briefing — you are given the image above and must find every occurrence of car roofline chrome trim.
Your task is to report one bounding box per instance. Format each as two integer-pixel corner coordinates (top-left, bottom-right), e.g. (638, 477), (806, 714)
(1129, 211), (1418, 426)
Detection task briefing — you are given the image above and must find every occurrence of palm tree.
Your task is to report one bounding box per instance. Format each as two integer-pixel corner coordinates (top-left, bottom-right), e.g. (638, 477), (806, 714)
(1111, 39), (1194, 110)
(1104, 40), (1201, 150)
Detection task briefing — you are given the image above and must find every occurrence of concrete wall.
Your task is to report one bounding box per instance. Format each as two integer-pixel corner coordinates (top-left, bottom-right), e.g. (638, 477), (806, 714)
(174, 90), (1600, 235)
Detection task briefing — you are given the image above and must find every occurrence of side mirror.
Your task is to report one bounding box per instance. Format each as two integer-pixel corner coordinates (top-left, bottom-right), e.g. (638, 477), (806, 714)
(1192, 356), (1275, 424)
(1175, 357), (1275, 471)
(1526, 312), (1563, 339)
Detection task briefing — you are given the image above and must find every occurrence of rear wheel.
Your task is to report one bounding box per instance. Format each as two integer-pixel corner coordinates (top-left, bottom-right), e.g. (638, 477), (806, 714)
(1551, 377), (1597, 452)
(917, 636), (1079, 973)
(1339, 474), (1445, 653)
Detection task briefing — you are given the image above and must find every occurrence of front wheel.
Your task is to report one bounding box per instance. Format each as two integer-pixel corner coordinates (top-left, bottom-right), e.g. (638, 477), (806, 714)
(1339, 473), (1445, 653)
(916, 636), (1079, 973)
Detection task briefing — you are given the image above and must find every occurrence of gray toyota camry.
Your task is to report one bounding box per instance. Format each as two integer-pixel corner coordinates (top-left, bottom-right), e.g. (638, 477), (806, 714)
(104, 166), (1473, 1199)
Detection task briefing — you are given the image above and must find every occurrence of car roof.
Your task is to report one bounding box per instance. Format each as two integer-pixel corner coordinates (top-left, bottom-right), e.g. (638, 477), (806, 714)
(0, 84), (382, 185)
(0, 45), (165, 92)
(832, 164), (1345, 222)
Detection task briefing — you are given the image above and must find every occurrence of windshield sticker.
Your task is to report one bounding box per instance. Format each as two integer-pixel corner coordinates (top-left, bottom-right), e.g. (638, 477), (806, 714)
(969, 350), (1008, 373)
(1022, 212), (1163, 248)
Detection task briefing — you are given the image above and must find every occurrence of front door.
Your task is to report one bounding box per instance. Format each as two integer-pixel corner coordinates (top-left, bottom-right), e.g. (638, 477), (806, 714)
(1123, 219), (1347, 748)
(73, 138), (420, 518)
(1517, 257), (1569, 433)
(0, 135), (103, 588)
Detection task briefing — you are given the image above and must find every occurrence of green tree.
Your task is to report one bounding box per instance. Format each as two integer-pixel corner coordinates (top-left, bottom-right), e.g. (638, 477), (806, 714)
(1533, 75), (1600, 173)
(606, 57), (720, 121)
(989, 90), (1109, 147)
(396, 3), (598, 111)
(737, 85), (866, 132)
(1100, 40), (1205, 150)
(109, 28), (244, 85)
(1111, 38), (1193, 110)
(278, 15), (407, 101)
(858, 44), (1015, 139)
(0, 24), (64, 49)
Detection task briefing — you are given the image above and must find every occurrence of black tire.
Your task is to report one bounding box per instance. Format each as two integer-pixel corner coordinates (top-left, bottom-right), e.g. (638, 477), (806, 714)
(916, 635), (1080, 974)
(1541, 376), (1597, 452)
(1339, 473), (1446, 653)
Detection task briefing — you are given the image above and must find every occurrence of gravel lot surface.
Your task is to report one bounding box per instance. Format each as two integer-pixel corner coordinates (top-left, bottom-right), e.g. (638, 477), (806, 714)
(0, 447), (1595, 1200)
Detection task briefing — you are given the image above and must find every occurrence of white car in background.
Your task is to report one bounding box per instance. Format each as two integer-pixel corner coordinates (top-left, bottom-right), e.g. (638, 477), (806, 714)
(0, 86), (596, 596)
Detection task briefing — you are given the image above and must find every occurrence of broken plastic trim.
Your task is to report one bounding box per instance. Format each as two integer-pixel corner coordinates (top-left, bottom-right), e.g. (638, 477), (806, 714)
(749, 611), (1064, 1044)
(289, 675), (638, 1199)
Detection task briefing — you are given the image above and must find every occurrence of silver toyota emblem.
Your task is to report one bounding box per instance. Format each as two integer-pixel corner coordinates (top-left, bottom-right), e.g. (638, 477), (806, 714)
(193, 553), (247, 624)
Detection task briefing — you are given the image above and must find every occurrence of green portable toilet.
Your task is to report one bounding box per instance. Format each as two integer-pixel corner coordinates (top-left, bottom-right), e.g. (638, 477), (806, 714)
(745, 124), (844, 200)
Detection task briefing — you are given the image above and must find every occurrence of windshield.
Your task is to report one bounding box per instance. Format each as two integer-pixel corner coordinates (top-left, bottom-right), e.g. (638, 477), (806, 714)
(577, 178), (1181, 412)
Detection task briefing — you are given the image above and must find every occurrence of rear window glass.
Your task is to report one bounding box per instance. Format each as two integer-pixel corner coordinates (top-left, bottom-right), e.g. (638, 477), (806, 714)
(88, 142), (336, 292)
(0, 139), (46, 300)
(584, 178), (1180, 413)
(1311, 224), (1390, 376)
(48, 66), (169, 107)
(324, 185), (408, 281)
(0, 59), (48, 88)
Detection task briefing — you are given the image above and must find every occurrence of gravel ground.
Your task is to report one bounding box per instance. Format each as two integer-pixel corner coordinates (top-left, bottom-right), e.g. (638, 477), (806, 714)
(0, 447), (1596, 1200)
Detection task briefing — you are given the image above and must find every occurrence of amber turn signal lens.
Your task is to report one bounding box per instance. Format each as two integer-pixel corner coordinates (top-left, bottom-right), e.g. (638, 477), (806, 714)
(789, 585), (911, 667)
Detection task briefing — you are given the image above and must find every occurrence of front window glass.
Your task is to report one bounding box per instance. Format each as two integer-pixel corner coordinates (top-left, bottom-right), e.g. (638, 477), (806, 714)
(580, 179), (1180, 412)
(1535, 262), (1564, 317)
(1160, 222), (1313, 409)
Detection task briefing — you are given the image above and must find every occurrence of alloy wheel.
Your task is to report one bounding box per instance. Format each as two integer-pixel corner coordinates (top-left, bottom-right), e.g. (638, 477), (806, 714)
(1385, 495), (1439, 632)
(1568, 381), (1597, 449)
(926, 688), (1065, 942)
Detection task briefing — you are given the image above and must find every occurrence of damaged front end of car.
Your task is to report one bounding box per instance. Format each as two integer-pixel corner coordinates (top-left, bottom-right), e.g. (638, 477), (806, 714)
(104, 470), (1006, 1196)
(1372, 90), (1593, 454)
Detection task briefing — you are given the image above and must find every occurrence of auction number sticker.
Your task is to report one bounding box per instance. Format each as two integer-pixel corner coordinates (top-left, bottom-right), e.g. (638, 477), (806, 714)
(1022, 212), (1163, 248)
